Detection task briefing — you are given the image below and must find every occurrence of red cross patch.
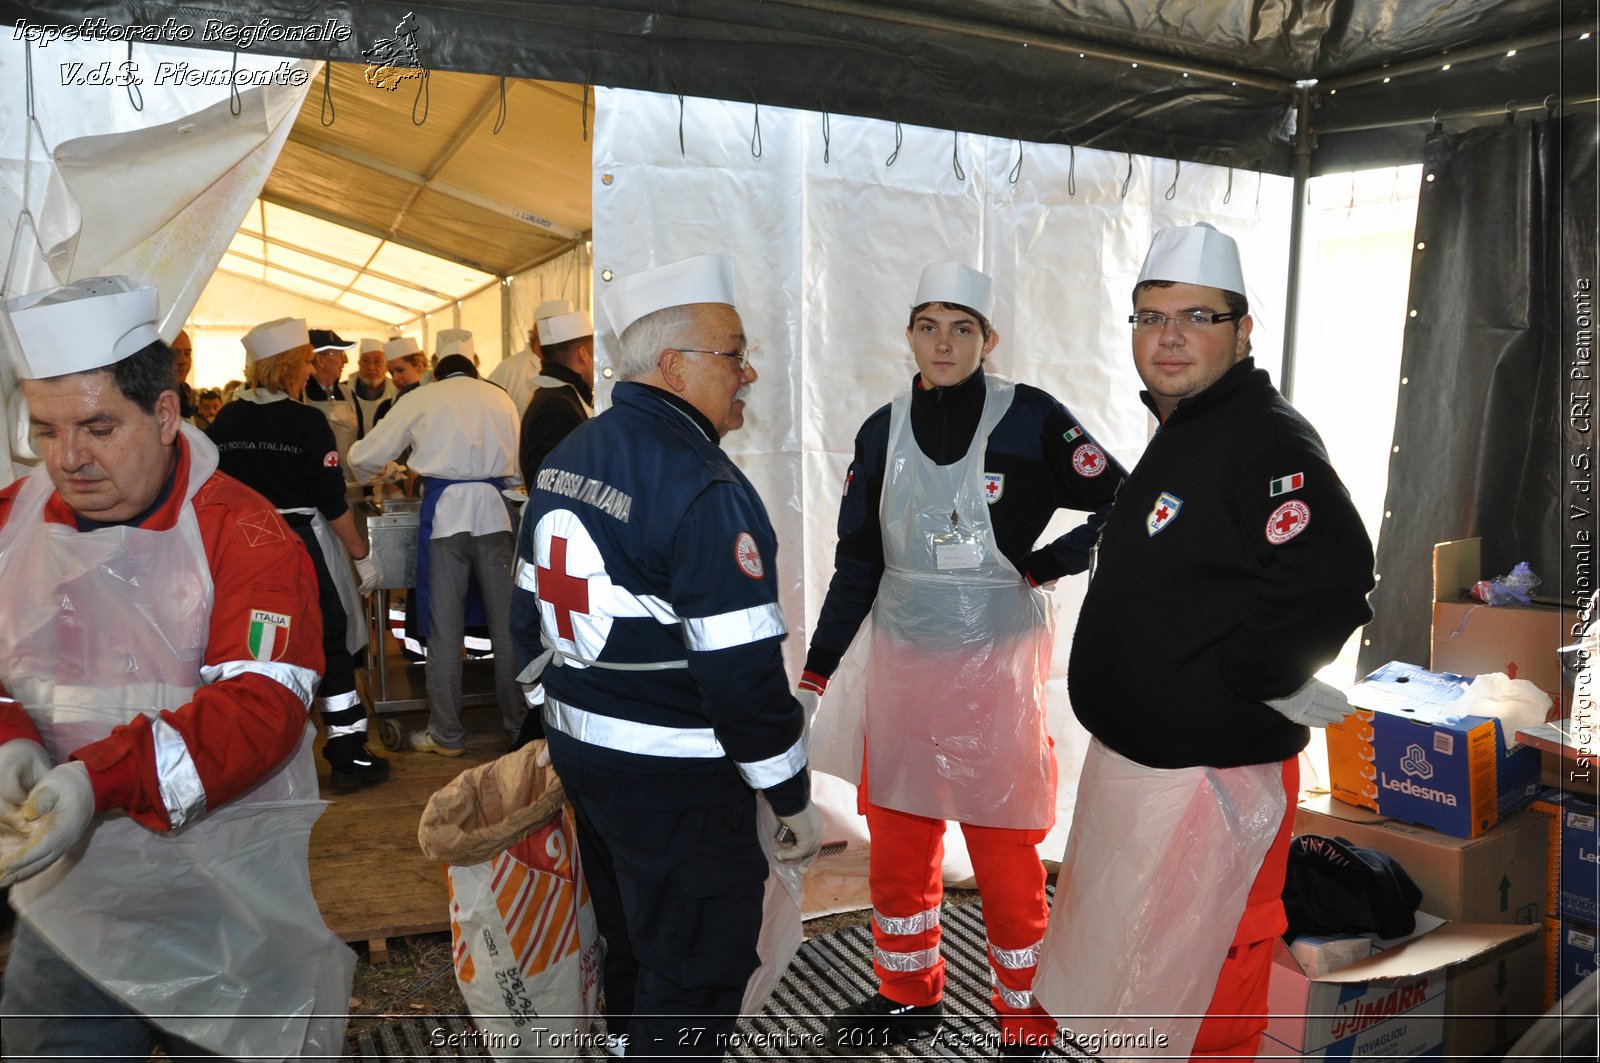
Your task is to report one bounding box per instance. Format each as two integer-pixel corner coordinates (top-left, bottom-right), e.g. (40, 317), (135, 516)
(1072, 443), (1107, 478)
(1266, 500), (1311, 544)
(323, 450), (340, 468)
(537, 535), (590, 640)
(735, 532), (765, 579)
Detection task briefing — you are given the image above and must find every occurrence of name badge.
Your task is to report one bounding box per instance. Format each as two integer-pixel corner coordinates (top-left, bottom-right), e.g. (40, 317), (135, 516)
(935, 541), (984, 570)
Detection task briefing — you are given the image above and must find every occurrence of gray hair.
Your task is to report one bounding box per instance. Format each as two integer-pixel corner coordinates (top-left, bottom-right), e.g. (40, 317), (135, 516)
(615, 304), (699, 382)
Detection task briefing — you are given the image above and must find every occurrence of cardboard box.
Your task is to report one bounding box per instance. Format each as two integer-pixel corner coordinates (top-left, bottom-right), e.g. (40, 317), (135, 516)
(1294, 796), (1546, 925)
(1544, 918), (1599, 1008)
(1443, 931), (1544, 1058)
(1329, 662), (1543, 837)
(1530, 789), (1600, 924)
(1431, 539), (1566, 708)
(1294, 796), (1548, 1056)
(1259, 919), (1536, 1059)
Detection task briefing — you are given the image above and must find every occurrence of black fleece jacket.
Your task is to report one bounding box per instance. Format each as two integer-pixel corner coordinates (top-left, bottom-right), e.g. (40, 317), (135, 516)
(1069, 358), (1375, 769)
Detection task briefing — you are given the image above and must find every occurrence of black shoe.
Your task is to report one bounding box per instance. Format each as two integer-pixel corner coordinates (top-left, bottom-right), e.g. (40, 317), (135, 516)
(828, 993), (943, 1050)
(327, 747), (391, 792)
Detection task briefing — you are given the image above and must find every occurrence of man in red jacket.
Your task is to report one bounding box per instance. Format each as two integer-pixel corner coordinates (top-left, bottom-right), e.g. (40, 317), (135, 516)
(0, 276), (353, 1059)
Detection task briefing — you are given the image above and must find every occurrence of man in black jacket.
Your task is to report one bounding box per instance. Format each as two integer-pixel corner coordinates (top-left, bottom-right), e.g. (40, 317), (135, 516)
(1033, 223), (1375, 1060)
(517, 307), (595, 485)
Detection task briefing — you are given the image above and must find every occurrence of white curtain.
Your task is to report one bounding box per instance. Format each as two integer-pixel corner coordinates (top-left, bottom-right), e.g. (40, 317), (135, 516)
(1, 37), (315, 482)
(590, 87), (1293, 907)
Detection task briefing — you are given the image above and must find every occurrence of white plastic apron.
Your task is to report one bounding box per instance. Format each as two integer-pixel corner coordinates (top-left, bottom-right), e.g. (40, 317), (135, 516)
(1032, 740), (1286, 1060)
(0, 424), (354, 1059)
(864, 373), (1055, 828)
(280, 505), (369, 658)
(306, 392), (359, 475)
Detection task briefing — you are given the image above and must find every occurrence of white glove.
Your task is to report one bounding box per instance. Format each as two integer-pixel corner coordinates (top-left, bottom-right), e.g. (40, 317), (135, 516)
(773, 801), (822, 864)
(0, 738), (50, 809)
(352, 552), (381, 595)
(0, 761), (94, 887)
(1266, 678), (1354, 728)
(795, 688), (821, 723)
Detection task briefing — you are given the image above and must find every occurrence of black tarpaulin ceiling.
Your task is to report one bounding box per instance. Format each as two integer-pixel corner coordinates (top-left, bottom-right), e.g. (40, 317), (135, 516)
(4, 0), (1595, 177)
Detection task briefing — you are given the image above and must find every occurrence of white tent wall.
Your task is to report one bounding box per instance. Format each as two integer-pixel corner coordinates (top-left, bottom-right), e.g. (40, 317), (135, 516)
(187, 270), (392, 390)
(503, 245), (591, 370)
(591, 87), (1294, 894)
(0, 35), (315, 482)
(452, 283), (504, 368)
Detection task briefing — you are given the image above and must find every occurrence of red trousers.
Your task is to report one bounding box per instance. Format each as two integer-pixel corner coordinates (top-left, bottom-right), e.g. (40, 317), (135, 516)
(1190, 756), (1300, 1059)
(864, 797), (1056, 1048)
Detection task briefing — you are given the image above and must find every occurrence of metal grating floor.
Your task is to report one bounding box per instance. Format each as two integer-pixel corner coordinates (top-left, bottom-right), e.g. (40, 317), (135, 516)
(354, 897), (1093, 1061)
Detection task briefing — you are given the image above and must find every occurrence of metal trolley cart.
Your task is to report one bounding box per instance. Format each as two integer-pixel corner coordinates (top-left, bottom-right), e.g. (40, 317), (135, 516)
(359, 497), (503, 750)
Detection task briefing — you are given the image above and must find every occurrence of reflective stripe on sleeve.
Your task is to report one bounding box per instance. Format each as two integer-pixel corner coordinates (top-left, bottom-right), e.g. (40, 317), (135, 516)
(733, 734), (806, 790)
(875, 906), (942, 937)
(681, 602), (787, 652)
(545, 697), (725, 758)
(874, 945), (941, 973)
(152, 717), (207, 828)
(200, 660), (320, 711)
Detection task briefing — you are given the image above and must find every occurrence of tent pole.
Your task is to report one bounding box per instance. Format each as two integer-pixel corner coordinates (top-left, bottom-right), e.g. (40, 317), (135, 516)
(1280, 89), (1314, 402)
(501, 277), (513, 366)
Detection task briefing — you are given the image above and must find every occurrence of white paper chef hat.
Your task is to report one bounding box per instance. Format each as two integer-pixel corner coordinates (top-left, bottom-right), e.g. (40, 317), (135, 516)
(242, 318), (310, 362)
(1136, 223), (1246, 295)
(435, 328), (475, 360)
(537, 310), (594, 347)
(3, 276), (161, 380)
(535, 298), (574, 321)
(384, 336), (422, 361)
(603, 255), (736, 337)
(359, 337), (385, 354)
(912, 262), (994, 320)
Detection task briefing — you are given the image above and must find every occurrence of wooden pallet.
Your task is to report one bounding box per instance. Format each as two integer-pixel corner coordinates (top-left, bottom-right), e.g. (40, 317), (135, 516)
(309, 707), (512, 962)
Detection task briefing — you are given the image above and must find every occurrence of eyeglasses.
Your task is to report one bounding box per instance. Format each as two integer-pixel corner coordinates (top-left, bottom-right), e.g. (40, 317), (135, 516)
(1128, 310), (1241, 332)
(677, 347), (751, 372)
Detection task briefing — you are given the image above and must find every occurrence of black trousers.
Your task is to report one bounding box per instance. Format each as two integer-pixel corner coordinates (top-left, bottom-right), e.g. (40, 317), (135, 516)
(549, 729), (767, 1059)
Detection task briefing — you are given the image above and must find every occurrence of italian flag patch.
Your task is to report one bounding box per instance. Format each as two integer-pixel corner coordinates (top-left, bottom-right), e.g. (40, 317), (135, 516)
(1063, 425), (1084, 443)
(1269, 472), (1305, 497)
(247, 609), (291, 662)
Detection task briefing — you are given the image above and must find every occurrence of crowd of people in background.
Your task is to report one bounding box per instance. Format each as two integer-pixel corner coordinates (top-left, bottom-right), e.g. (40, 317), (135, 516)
(0, 226), (1377, 1061)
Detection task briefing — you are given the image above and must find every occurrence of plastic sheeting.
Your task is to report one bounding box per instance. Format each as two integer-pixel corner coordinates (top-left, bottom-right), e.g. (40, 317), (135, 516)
(590, 86), (1293, 885)
(1359, 116), (1599, 678)
(0, 35), (314, 481)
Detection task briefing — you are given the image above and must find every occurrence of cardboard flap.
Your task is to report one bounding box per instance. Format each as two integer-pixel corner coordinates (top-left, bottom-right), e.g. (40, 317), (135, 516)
(1316, 922), (1537, 983)
(1433, 538), (1481, 603)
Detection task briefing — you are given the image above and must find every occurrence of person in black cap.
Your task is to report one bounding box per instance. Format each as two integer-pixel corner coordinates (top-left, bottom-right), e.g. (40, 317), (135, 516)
(305, 329), (360, 484)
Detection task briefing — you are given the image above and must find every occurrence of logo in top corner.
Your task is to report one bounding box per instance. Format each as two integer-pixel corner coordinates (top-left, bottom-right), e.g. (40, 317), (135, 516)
(362, 10), (425, 90)
(734, 532), (765, 579)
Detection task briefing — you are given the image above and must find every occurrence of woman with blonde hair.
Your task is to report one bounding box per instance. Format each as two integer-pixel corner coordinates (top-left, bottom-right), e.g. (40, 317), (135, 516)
(206, 318), (390, 792)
